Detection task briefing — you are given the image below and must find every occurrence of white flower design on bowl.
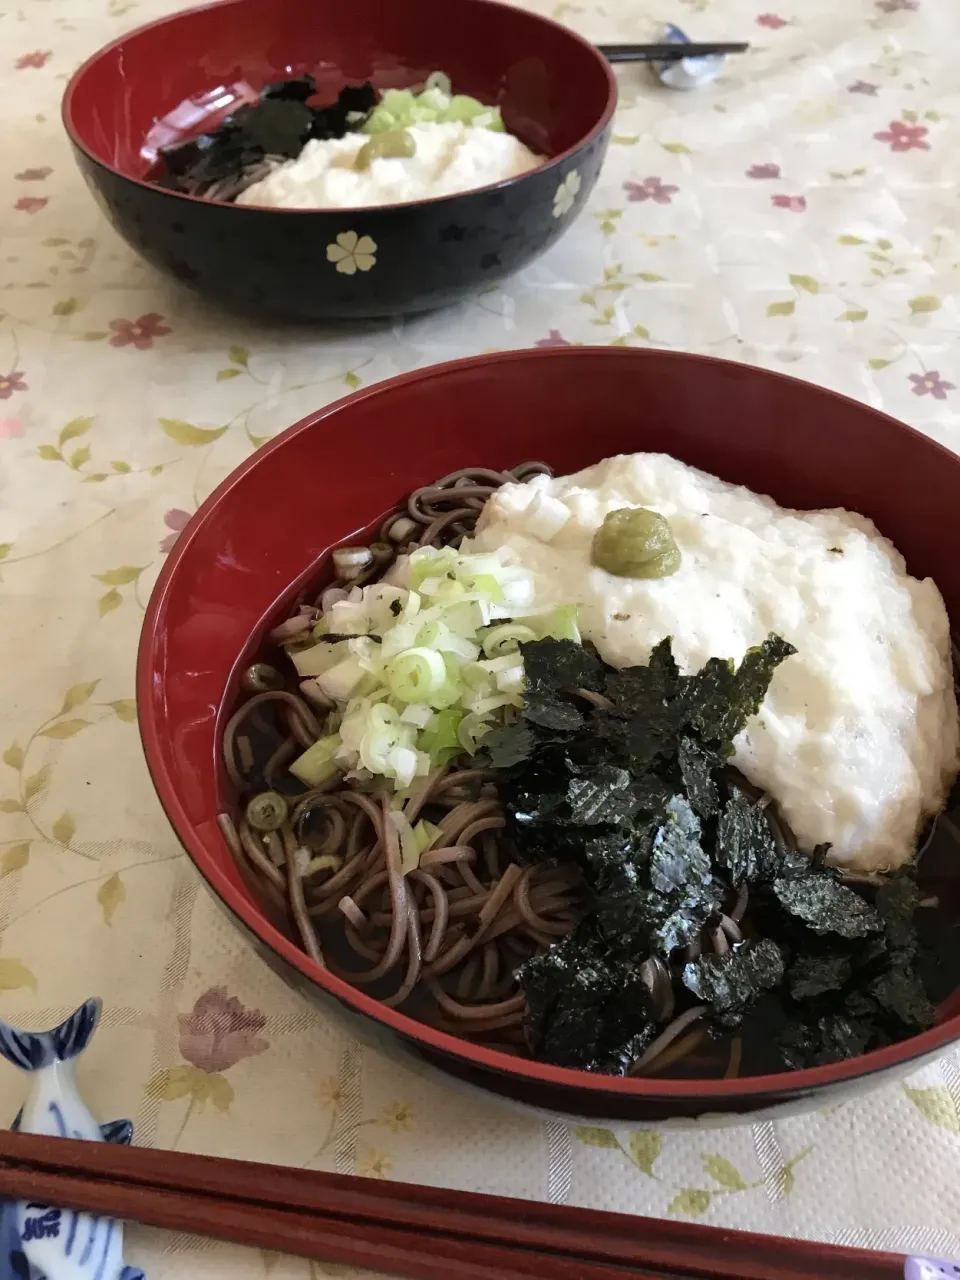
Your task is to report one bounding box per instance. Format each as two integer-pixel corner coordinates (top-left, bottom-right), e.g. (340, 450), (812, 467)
(326, 231), (378, 275)
(552, 170), (582, 219)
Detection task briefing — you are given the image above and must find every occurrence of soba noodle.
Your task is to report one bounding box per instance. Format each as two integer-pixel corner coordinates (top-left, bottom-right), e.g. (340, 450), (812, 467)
(220, 464), (583, 1055)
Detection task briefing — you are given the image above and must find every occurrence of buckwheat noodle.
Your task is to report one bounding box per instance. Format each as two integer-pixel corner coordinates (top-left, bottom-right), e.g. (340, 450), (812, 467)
(219, 464), (584, 1057)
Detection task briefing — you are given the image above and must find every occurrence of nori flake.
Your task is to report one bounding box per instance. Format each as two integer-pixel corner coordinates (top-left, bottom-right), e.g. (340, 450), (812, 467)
(875, 875), (921, 953)
(787, 951), (852, 1001)
(773, 875), (882, 938)
(648, 796), (711, 895)
(681, 634), (798, 755)
(868, 963), (937, 1030)
(157, 79), (377, 198)
(716, 789), (780, 884)
(780, 1014), (876, 1069)
(567, 766), (643, 826)
(678, 736), (722, 818)
(682, 938), (785, 1012)
(516, 921), (657, 1073)
(477, 721), (536, 771)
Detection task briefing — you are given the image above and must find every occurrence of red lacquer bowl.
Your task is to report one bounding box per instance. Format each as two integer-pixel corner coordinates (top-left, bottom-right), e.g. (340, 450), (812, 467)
(61, 0), (615, 320)
(138, 348), (960, 1122)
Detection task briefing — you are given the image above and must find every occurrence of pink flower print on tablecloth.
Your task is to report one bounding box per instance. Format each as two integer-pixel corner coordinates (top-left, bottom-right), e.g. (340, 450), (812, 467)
(0, 372), (27, 400)
(535, 331), (572, 348)
(848, 81), (879, 95)
(15, 167), (52, 181)
(874, 120), (930, 152)
(876, 0), (919, 12)
(108, 313), (172, 349)
(179, 987), (269, 1072)
(747, 163), (781, 179)
(0, 418), (24, 439)
(15, 51), (51, 69)
(772, 195), (806, 212)
(15, 197), (47, 213)
(160, 509), (191, 553)
(909, 371), (954, 400)
(624, 177), (678, 204)
(756, 13), (788, 28)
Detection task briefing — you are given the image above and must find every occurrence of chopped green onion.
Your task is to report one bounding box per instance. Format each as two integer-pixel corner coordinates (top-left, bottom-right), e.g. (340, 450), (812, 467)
(481, 623), (538, 658)
(289, 737), (341, 787)
(540, 603), (582, 644)
(413, 818), (442, 854)
(401, 704), (434, 728)
(389, 809), (421, 875)
(386, 647), (447, 703)
(245, 791), (288, 832)
(458, 711), (492, 753)
(424, 71), (452, 96)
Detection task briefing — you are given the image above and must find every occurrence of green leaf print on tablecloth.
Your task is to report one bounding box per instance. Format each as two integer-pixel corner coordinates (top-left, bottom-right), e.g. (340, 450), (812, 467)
(0, 681), (138, 870)
(0, 959), (37, 991)
(903, 1083), (960, 1132)
(97, 872), (125, 923)
(701, 1153), (749, 1191)
(574, 1127), (812, 1218)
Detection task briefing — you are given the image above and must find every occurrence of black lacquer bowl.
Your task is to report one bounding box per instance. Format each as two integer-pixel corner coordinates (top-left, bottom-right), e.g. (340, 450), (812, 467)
(61, 0), (616, 320)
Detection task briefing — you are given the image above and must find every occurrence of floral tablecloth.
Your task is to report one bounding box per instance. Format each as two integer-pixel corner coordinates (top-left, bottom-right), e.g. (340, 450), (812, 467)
(2, 0), (960, 1275)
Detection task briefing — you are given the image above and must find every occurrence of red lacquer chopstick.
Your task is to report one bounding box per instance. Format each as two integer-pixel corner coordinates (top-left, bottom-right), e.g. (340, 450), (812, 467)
(0, 1129), (906, 1280)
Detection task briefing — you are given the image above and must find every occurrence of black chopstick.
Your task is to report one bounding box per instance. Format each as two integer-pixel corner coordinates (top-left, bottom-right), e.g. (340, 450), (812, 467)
(598, 43), (749, 64)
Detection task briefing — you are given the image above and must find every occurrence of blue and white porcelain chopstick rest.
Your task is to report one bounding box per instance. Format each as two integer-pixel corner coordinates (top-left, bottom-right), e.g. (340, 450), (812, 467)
(905, 1259), (960, 1279)
(653, 23), (726, 90)
(0, 998), (145, 1280)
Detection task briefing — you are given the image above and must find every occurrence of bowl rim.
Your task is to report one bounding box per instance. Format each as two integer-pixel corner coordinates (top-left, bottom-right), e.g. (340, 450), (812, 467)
(61, 0), (618, 217)
(138, 345), (960, 1102)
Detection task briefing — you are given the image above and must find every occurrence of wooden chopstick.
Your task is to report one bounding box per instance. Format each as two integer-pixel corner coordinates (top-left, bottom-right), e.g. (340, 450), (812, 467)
(0, 1164), (664, 1280)
(597, 42), (749, 63)
(0, 1129), (906, 1280)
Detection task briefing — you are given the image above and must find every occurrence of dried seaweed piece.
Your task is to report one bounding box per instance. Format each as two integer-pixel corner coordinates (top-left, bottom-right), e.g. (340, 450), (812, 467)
(787, 951), (852, 1001)
(682, 938), (785, 1012)
(648, 796), (711, 895)
(875, 875), (920, 953)
(716, 789), (780, 884)
(567, 766), (643, 826)
(157, 79), (376, 199)
(477, 721), (535, 770)
(678, 736), (722, 818)
(773, 875), (882, 939)
(681, 634), (797, 755)
(517, 922), (657, 1073)
(227, 98), (313, 157)
(868, 962), (937, 1030)
(631, 883), (724, 955)
(780, 1013), (876, 1069)
(308, 81), (377, 138)
(603, 638), (684, 767)
(521, 637), (605, 695)
(261, 74), (317, 102)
